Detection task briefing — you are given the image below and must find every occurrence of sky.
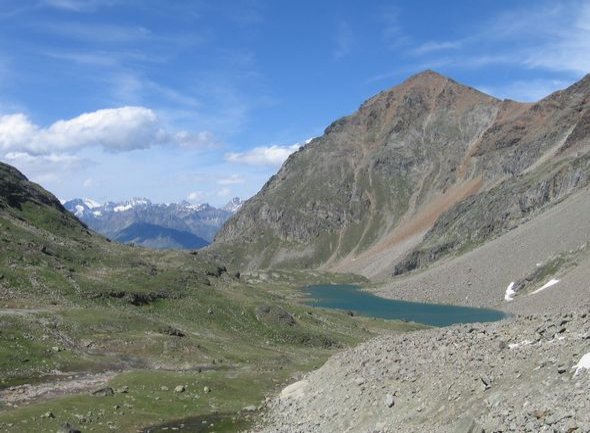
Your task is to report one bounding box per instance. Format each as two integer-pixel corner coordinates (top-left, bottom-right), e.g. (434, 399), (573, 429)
(0, 0), (588, 206)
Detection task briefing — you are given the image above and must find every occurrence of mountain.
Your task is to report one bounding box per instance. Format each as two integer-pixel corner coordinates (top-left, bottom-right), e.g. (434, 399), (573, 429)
(215, 70), (590, 279)
(213, 70), (590, 433)
(114, 221), (209, 249)
(223, 196), (244, 213)
(64, 196), (243, 249)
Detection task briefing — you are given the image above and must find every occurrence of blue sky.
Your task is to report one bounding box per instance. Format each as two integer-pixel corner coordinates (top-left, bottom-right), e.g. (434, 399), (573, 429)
(0, 0), (588, 206)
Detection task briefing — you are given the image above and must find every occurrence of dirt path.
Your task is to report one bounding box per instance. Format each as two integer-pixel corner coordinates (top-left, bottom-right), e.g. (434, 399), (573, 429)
(0, 371), (117, 408)
(0, 308), (52, 316)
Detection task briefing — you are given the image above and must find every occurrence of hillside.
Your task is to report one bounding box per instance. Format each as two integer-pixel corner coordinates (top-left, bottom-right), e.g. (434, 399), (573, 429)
(114, 222), (209, 249)
(215, 71), (590, 280)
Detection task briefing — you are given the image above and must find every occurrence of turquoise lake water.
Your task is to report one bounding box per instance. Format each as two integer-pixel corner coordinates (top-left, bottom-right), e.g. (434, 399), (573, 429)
(304, 284), (506, 327)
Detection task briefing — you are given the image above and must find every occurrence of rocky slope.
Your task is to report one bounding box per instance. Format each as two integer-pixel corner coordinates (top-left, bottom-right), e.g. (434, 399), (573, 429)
(215, 71), (590, 279)
(64, 196), (243, 247)
(371, 185), (590, 316)
(253, 309), (590, 433)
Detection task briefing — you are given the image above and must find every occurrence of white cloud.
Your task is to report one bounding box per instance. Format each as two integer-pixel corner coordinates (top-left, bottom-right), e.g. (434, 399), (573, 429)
(381, 6), (410, 49)
(411, 41), (461, 56)
(0, 107), (216, 156)
(333, 20), (355, 60)
(408, 2), (590, 76)
(83, 178), (93, 188)
(187, 191), (206, 203)
(173, 130), (219, 149)
(217, 187), (232, 198)
(518, 4), (590, 74)
(4, 151), (85, 167)
(225, 143), (301, 167)
(43, 21), (151, 43)
(217, 174), (244, 185)
(2, 151), (90, 184)
(46, 50), (120, 67)
(44, 0), (114, 12)
(478, 78), (572, 102)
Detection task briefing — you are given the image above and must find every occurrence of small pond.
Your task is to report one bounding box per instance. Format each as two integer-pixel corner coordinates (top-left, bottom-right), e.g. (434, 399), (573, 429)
(143, 413), (249, 433)
(304, 284), (506, 327)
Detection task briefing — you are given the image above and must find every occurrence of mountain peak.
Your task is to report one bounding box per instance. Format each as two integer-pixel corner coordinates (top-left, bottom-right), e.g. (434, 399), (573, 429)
(399, 69), (495, 99)
(407, 69), (450, 82)
(355, 69), (498, 120)
(223, 197), (243, 213)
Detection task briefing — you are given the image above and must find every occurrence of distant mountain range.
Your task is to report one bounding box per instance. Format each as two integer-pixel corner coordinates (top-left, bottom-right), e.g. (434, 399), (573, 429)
(64, 196), (243, 249)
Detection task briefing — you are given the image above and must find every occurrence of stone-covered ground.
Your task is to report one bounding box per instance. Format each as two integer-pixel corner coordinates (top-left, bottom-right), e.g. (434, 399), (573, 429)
(253, 309), (590, 433)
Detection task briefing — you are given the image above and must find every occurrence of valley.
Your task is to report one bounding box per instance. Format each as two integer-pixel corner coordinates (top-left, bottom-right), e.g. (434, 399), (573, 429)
(1, 70), (590, 433)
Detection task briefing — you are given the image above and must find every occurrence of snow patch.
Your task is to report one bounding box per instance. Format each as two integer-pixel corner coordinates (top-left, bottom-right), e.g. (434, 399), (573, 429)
(530, 279), (560, 295)
(92, 211), (102, 217)
(83, 198), (101, 209)
(508, 339), (533, 349)
(504, 282), (516, 302)
(113, 204), (133, 213)
(573, 352), (590, 376)
(74, 205), (85, 217)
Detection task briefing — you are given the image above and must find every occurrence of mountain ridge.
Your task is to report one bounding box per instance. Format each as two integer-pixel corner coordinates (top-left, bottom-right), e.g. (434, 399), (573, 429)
(214, 70), (590, 278)
(65, 196), (243, 248)
(114, 221), (209, 249)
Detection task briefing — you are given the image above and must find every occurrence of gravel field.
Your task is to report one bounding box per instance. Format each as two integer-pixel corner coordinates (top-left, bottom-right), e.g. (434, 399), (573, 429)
(253, 310), (590, 433)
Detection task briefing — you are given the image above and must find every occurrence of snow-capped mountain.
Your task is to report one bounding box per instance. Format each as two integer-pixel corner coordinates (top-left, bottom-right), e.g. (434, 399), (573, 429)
(223, 197), (244, 213)
(64, 197), (243, 249)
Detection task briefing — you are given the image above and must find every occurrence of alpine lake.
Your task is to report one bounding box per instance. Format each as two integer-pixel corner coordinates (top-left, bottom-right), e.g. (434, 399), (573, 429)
(303, 284), (507, 327)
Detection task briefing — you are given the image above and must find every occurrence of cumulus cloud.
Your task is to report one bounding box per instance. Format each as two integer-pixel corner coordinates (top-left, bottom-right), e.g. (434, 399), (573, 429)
(225, 144), (300, 167)
(0, 106), (216, 156)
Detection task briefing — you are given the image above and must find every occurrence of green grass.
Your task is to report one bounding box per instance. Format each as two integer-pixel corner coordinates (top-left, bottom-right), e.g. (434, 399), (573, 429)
(0, 188), (421, 432)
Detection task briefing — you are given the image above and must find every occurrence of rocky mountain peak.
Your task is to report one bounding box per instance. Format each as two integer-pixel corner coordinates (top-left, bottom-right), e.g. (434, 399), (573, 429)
(223, 197), (244, 213)
(355, 70), (500, 138)
(405, 68), (450, 83)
